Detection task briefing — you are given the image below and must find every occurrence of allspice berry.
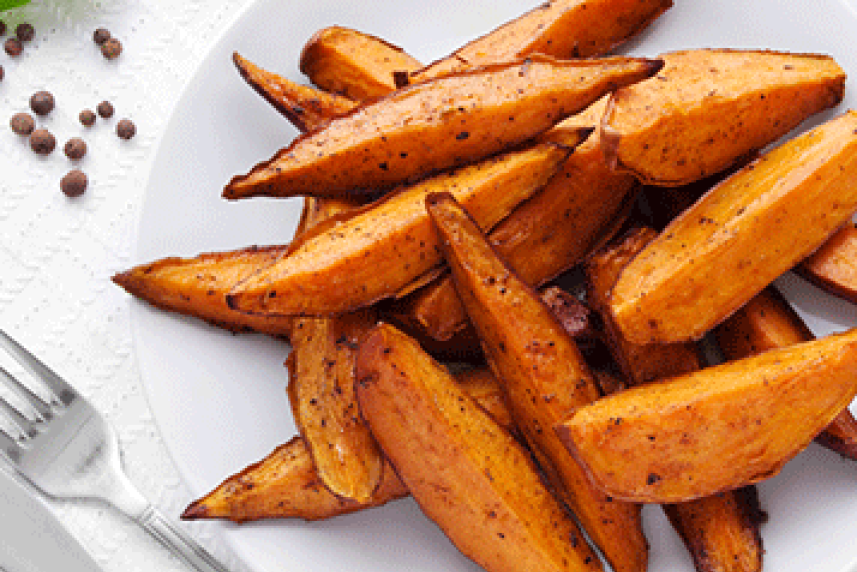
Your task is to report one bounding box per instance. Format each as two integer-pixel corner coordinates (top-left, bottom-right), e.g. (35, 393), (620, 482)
(0, 20), (6, 36)
(15, 23), (34, 42)
(30, 129), (56, 155)
(61, 170), (88, 197)
(10, 113), (35, 136)
(93, 27), (111, 45)
(30, 91), (55, 116)
(116, 118), (135, 140)
(101, 37), (122, 60)
(79, 109), (96, 127)
(97, 100), (114, 119)
(4, 37), (22, 56)
(0, 65), (4, 82)
(64, 137), (87, 160)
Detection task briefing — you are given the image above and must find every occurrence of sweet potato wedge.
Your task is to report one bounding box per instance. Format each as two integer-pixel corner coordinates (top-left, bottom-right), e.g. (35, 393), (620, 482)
(585, 228), (763, 572)
(112, 246), (294, 337)
(226, 132), (586, 317)
(222, 54), (662, 200)
(356, 323), (603, 572)
(715, 287), (857, 461)
(299, 26), (422, 101)
(232, 52), (355, 132)
(609, 110), (857, 344)
(601, 49), (845, 187)
(556, 327), (857, 503)
(427, 192), (646, 572)
(401, 97), (639, 341)
(413, 0), (672, 80)
(585, 228), (702, 385)
(182, 366), (514, 523)
(798, 223), (857, 305)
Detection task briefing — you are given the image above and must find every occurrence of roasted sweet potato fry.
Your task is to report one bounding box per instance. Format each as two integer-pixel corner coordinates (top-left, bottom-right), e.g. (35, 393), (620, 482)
(232, 52), (355, 132)
(609, 110), (857, 344)
(356, 323), (603, 572)
(413, 0), (672, 80)
(222, 54), (662, 200)
(112, 246), (294, 337)
(299, 26), (422, 100)
(586, 228), (702, 385)
(602, 49), (845, 186)
(798, 223), (857, 305)
(586, 228), (763, 572)
(556, 328), (857, 503)
(715, 287), (857, 461)
(182, 366), (514, 523)
(226, 132), (586, 317)
(401, 98), (639, 341)
(428, 192), (646, 572)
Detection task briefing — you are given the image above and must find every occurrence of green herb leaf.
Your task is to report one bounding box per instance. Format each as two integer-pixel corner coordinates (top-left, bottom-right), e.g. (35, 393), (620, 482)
(0, 0), (31, 11)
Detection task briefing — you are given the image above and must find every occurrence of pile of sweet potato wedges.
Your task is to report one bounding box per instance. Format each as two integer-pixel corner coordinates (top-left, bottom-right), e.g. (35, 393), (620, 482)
(113, 1), (857, 571)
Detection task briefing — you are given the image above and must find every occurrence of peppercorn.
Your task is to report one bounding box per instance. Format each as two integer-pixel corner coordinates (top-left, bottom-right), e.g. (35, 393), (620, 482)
(30, 91), (55, 116)
(0, 65), (3, 82)
(116, 118), (136, 140)
(10, 113), (35, 136)
(61, 170), (88, 197)
(101, 37), (122, 60)
(4, 37), (22, 56)
(15, 23), (34, 42)
(79, 109), (96, 127)
(64, 137), (87, 160)
(0, 20), (6, 36)
(30, 129), (56, 155)
(96, 100), (114, 119)
(93, 27), (111, 45)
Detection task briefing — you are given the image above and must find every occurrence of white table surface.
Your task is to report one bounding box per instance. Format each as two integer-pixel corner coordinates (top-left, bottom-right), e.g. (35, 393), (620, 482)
(0, 0), (255, 570)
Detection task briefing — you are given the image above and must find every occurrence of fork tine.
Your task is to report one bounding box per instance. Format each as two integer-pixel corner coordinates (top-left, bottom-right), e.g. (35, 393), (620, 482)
(0, 394), (38, 439)
(0, 365), (53, 421)
(0, 329), (75, 407)
(0, 426), (23, 463)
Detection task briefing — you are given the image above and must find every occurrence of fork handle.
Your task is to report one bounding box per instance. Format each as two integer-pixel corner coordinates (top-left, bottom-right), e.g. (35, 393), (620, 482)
(137, 505), (232, 572)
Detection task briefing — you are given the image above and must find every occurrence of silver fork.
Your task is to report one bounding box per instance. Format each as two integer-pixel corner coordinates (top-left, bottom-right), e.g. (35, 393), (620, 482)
(0, 329), (231, 572)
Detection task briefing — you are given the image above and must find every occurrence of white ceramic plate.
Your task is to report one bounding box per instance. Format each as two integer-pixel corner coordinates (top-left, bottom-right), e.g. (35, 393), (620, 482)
(132, 1), (857, 571)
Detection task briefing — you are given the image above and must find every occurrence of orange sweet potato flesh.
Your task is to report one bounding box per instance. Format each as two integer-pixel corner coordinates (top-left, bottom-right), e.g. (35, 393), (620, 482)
(401, 97), (639, 341)
(798, 223), (857, 305)
(112, 246), (294, 337)
(715, 287), (857, 461)
(427, 192), (646, 572)
(232, 52), (356, 133)
(586, 228), (763, 572)
(356, 323), (603, 572)
(181, 366), (515, 523)
(222, 54), (662, 200)
(609, 110), (857, 344)
(601, 49), (846, 187)
(556, 327), (857, 503)
(413, 0), (672, 80)
(299, 26), (422, 101)
(226, 133), (586, 318)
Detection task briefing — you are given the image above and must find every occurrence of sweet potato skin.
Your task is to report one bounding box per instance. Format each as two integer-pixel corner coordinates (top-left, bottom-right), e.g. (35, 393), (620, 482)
(428, 192), (647, 572)
(602, 49), (845, 186)
(609, 110), (857, 344)
(715, 286), (857, 461)
(556, 328), (857, 503)
(226, 136), (583, 317)
(356, 323), (603, 572)
(414, 0), (672, 79)
(222, 54), (662, 200)
(798, 223), (857, 305)
(403, 97), (639, 341)
(232, 52), (356, 132)
(112, 246), (294, 337)
(299, 26), (422, 101)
